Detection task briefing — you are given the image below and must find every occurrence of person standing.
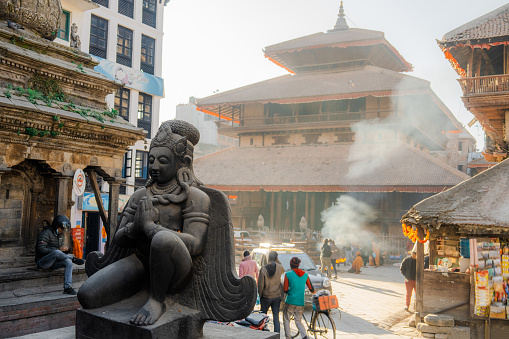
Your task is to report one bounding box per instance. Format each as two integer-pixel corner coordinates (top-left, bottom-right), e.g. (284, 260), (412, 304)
(239, 250), (259, 281)
(320, 238), (332, 278)
(329, 239), (339, 278)
(283, 257), (315, 339)
(371, 238), (380, 267)
(400, 250), (417, 311)
(35, 215), (85, 295)
(258, 251), (285, 333)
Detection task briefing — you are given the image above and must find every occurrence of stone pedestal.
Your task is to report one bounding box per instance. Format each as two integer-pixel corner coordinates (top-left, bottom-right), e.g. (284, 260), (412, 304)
(75, 291), (278, 339)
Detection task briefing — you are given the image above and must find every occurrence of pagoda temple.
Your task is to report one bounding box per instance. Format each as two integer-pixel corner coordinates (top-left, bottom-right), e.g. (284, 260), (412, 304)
(193, 3), (472, 238)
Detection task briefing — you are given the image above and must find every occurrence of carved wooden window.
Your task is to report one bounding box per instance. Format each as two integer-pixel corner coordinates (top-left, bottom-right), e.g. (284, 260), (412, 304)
(117, 25), (133, 67)
(141, 35), (155, 75)
(142, 0), (157, 28)
(92, 0), (109, 7)
(89, 15), (108, 59)
(123, 149), (132, 178)
(114, 88), (130, 120)
(58, 10), (70, 41)
(135, 151), (148, 179)
(138, 93), (152, 138)
(118, 0), (134, 18)
(303, 134), (321, 144)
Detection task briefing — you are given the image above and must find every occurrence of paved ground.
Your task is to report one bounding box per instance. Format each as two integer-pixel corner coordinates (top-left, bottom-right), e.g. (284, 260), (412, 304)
(263, 263), (420, 338)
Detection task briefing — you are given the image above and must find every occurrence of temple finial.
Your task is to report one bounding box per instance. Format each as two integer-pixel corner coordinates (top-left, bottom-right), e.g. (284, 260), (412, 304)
(328, 1), (349, 32)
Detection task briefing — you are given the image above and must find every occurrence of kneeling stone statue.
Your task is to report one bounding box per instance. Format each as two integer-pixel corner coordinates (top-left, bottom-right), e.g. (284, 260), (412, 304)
(76, 120), (256, 338)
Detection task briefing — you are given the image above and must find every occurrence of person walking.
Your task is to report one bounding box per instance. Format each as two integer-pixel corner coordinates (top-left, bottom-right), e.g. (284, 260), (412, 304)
(400, 250), (417, 311)
(329, 239), (339, 278)
(239, 250), (259, 281)
(258, 250), (285, 333)
(35, 215), (85, 295)
(283, 257), (315, 339)
(320, 238), (332, 278)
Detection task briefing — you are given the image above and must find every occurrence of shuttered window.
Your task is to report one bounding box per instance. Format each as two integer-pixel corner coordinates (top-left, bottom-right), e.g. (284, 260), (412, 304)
(117, 25), (133, 67)
(141, 35), (155, 75)
(89, 15), (108, 59)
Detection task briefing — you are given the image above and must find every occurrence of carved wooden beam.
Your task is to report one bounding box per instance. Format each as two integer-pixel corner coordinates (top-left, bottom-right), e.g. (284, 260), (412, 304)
(85, 169), (109, 232)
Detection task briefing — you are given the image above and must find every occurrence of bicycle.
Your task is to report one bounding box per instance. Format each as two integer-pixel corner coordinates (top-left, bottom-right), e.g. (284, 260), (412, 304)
(289, 304), (339, 338)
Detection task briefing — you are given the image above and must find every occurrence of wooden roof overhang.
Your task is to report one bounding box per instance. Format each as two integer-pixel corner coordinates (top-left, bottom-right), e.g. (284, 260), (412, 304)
(401, 158), (509, 234)
(265, 39), (413, 74)
(207, 185), (454, 193)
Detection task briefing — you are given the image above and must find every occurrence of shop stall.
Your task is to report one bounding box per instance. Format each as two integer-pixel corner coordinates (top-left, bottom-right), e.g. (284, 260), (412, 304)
(401, 159), (509, 338)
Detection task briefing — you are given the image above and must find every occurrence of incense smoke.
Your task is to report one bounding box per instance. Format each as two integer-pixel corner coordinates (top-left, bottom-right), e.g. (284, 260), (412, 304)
(320, 195), (377, 247)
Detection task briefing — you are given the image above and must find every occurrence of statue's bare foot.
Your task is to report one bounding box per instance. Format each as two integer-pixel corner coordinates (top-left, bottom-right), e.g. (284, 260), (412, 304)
(130, 298), (166, 326)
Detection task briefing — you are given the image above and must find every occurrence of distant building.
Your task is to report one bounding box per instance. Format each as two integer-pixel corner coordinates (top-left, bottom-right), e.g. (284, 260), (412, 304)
(176, 97), (238, 158)
(56, 0), (169, 254)
(194, 3), (471, 238)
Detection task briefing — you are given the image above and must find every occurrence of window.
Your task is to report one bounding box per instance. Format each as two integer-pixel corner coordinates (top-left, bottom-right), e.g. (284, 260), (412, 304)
(58, 10), (70, 41)
(114, 88), (130, 120)
(141, 35), (155, 75)
(92, 0), (109, 7)
(142, 0), (157, 28)
(458, 165), (464, 172)
(138, 93), (152, 138)
(118, 0), (134, 18)
(135, 151), (148, 178)
(122, 149), (132, 178)
(458, 141), (463, 152)
(89, 15), (108, 59)
(117, 25), (133, 67)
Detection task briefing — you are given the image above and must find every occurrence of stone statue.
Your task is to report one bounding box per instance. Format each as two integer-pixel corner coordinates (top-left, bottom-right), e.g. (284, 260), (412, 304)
(70, 23), (81, 50)
(77, 120), (256, 338)
(299, 216), (308, 232)
(257, 214), (264, 230)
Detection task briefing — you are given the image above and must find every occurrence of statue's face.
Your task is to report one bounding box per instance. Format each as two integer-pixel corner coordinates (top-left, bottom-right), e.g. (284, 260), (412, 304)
(148, 147), (179, 185)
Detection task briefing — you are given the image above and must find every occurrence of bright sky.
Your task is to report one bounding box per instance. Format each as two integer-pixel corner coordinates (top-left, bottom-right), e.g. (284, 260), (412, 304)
(161, 0), (508, 150)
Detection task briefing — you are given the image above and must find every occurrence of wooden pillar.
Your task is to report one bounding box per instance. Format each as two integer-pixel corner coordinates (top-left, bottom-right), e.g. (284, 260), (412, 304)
(310, 193), (316, 230)
(292, 193), (297, 231)
(54, 175), (72, 219)
(304, 192), (309, 226)
(276, 192), (282, 231)
(415, 225), (425, 320)
(324, 192), (330, 210)
(270, 192), (275, 230)
(106, 180), (121, 249)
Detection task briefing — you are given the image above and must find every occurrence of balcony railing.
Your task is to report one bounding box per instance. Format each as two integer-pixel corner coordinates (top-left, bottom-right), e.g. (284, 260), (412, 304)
(458, 74), (509, 96)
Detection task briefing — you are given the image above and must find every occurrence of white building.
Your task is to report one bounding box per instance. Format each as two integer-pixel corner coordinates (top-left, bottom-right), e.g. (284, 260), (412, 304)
(56, 0), (168, 255)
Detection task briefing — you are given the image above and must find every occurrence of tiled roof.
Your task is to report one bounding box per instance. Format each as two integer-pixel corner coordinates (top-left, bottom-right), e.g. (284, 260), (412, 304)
(197, 66), (429, 106)
(264, 28), (385, 53)
(402, 158), (509, 228)
(193, 142), (468, 191)
(441, 4), (509, 42)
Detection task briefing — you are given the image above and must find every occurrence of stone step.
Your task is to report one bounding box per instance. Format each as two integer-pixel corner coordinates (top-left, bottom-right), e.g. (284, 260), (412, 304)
(417, 323), (470, 339)
(424, 314), (455, 327)
(0, 283), (84, 338)
(0, 247), (25, 258)
(0, 265), (87, 293)
(0, 256), (35, 270)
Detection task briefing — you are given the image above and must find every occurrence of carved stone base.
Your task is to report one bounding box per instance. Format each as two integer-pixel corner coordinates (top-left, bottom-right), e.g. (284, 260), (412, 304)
(76, 291), (204, 339)
(75, 291), (279, 339)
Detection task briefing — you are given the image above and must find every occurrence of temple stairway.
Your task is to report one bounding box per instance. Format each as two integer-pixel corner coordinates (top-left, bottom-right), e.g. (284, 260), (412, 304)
(0, 247), (87, 338)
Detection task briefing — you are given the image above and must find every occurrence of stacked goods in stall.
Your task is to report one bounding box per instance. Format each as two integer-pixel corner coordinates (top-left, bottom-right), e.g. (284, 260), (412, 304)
(471, 238), (509, 319)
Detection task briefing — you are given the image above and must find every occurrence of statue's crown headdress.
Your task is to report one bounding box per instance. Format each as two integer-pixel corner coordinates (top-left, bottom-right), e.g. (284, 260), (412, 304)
(150, 120), (200, 159)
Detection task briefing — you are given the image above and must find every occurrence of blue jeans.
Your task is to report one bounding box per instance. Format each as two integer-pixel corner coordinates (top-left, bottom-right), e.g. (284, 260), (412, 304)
(36, 250), (73, 289)
(260, 296), (281, 332)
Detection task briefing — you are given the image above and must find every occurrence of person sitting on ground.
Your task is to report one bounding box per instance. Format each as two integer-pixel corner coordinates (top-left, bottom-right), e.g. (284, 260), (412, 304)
(400, 250), (417, 311)
(239, 250), (259, 281)
(283, 257), (315, 339)
(348, 251), (363, 274)
(35, 215), (85, 295)
(258, 250), (285, 333)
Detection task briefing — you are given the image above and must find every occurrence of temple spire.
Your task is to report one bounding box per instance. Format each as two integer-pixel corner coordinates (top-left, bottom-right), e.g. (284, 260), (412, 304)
(328, 1), (349, 32)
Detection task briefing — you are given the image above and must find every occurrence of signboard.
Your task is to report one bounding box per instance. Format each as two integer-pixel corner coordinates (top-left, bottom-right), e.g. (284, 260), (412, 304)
(93, 56), (165, 98)
(73, 169), (86, 196)
(81, 192), (129, 212)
